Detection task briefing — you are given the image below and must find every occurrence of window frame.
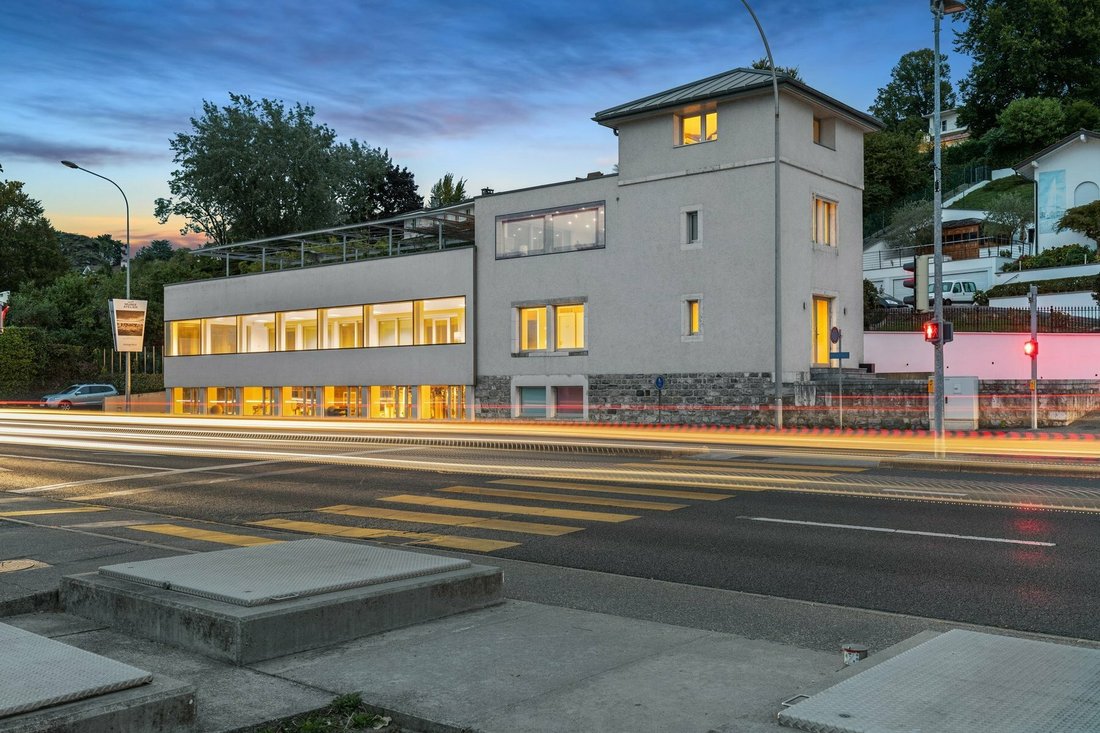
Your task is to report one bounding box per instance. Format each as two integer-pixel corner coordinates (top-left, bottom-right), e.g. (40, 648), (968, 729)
(677, 109), (718, 146)
(812, 195), (838, 247)
(682, 294), (703, 342)
(496, 202), (605, 260)
(513, 300), (587, 355)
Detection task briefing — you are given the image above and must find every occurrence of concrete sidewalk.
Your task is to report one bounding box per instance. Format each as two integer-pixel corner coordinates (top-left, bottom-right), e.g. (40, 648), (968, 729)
(2, 515), (1097, 732)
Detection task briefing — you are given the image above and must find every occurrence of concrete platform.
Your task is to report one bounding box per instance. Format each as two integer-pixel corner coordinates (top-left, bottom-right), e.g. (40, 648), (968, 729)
(60, 539), (503, 664)
(0, 622), (194, 733)
(778, 628), (1100, 733)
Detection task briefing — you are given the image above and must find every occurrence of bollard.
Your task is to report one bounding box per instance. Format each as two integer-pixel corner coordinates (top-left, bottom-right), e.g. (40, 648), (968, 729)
(842, 643), (869, 666)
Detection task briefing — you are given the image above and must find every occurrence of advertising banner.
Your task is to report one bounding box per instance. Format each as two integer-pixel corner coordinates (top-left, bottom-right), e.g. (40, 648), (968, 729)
(109, 298), (148, 352)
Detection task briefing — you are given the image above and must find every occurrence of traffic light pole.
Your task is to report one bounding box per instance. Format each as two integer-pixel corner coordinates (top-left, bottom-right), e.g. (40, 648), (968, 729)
(931, 2), (948, 456)
(1030, 285), (1038, 430)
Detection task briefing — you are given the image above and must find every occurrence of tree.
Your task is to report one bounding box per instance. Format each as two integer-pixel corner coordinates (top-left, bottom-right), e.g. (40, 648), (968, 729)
(374, 164), (422, 220)
(1056, 200), (1100, 244)
(983, 190), (1033, 242)
(884, 199), (934, 249)
(870, 50), (955, 132)
(0, 180), (68, 292)
(133, 239), (175, 264)
(749, 58), (802, 81)
(1062, 100), (1100, 135)
(863, 129), (927, 217)
(982, 97), (1065, 166)
(956, 0), (1100, 136)
(428, 173), (468, 208)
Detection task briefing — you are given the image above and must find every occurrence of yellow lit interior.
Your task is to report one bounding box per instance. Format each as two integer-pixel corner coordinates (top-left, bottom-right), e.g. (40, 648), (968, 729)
(520, 307), (547, 351)
(556, 304), (585, 349)
(681, 114), (702, 144)
(813, 297), (830, 365)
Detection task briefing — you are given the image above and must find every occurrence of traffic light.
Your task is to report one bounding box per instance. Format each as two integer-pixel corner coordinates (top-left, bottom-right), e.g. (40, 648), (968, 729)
(1024, 339), (1038, 358)
(923, 320), (954, 344)
(902, 254), (930, 312)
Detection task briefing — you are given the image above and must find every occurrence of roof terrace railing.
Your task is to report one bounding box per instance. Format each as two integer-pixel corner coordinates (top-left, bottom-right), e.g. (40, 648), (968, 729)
(864, 238), (1028, 272)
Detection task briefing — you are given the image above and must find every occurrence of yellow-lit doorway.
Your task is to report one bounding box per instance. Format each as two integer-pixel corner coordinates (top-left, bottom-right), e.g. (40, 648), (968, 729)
(812, 296), (832, 366)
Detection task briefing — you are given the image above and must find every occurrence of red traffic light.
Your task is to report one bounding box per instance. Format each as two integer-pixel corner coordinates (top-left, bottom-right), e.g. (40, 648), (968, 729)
(1024, 339), (1039, 357)
(923, 321), (939, 342)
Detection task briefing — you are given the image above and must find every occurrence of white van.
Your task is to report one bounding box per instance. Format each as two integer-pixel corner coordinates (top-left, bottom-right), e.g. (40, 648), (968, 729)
(929, 280), (979, 305)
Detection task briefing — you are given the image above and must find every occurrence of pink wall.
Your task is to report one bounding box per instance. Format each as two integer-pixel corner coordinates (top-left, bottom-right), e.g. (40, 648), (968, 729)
(865, 332), (1100, 380)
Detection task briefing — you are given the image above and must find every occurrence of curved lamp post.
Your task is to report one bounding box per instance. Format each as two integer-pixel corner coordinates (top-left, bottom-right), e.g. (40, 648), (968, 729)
(61, 160), (132, 412)
(740, 0), (783, 429)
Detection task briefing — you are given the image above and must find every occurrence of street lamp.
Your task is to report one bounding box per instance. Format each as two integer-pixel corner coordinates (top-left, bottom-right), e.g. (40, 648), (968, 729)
(930, 0), (965, 452)
(61, 160), (132, 412)
(740, 0), (783, 429)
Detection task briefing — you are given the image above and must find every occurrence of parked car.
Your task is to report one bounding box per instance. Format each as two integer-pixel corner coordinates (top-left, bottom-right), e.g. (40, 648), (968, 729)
(40, 384), (119, 410)
(929, 280), (979, 306)
(876, 294), (911, 309)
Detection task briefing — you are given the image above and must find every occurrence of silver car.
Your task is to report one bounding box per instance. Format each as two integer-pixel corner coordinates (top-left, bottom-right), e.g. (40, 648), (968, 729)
(40, 384), (119, 410)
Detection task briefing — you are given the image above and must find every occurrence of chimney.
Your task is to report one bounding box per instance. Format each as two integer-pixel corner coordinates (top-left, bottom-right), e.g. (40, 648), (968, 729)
(481, 187), (494, 195)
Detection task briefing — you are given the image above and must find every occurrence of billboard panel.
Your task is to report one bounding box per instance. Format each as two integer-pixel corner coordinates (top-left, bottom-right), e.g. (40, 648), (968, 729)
(109, 299), (148, 352)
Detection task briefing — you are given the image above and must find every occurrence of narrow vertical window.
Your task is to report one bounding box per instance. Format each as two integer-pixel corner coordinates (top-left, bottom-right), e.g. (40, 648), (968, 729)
(518, 307), (547, 351)
(687, 300), (701, 335)
(813, 117), (822, 145)
(812, 197), (838, 246)
(686, 211), (699, 244)
(555, 304), (585, 350)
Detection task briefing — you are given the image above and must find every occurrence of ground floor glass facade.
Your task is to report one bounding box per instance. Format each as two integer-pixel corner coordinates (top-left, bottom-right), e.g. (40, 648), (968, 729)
(170, 385), (468, 419)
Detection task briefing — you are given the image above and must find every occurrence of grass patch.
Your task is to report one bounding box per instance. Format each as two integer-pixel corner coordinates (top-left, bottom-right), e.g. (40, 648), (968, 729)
(254, 694), (401, 733)
(948, 175), (1031, 210)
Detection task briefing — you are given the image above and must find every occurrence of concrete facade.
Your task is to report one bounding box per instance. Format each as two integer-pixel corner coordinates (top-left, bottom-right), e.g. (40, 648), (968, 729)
(163, 69), (879, 423)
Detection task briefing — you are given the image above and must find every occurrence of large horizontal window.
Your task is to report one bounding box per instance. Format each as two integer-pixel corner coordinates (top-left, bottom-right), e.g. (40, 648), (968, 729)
(496, 202), (604, 259)
(166, 296), (465, 356)
(514, 302), (586, 354)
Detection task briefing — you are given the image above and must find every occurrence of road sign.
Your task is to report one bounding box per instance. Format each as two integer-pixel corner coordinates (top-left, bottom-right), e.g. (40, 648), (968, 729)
(830, 326), (841, 344)
(654, 376), (665, 390)
(829, 351), (849, 360)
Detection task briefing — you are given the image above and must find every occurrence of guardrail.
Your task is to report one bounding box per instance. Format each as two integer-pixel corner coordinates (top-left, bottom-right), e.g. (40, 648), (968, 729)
(864, 239), (1027, 272)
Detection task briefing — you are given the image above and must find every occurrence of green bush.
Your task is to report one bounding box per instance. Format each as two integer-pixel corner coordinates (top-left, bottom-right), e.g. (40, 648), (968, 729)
(0, 327), (45, 396)
(1003, 243), (1097, 272)
(986, 275), (1097, 298)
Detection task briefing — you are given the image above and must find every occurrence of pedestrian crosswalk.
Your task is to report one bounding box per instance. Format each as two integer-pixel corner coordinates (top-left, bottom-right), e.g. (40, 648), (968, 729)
(22, 458), (865, 555)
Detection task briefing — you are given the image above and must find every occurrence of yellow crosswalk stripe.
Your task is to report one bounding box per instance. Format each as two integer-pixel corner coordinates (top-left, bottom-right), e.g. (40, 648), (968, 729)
(131, 523), (280, 546)
(319, 504), (580, 536)
(0, 507), (108, 517)
(658, 458), (867, 473)
(441, 485), (685, 511)
(617, 461), (838, 476)
(250, 518), (518, 552)
(491, 479), (736, 501)
(379, 494), (638, 523)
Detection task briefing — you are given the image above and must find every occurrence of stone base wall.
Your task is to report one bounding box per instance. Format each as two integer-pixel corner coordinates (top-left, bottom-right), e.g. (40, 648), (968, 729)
(473, 374), (1100, 429)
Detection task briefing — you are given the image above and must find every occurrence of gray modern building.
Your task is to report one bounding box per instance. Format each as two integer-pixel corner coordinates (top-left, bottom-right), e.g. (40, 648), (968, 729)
(163, 68), (881, 422)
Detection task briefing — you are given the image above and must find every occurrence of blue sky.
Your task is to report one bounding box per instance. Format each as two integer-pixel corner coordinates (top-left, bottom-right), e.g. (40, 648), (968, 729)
(0, 1), (971, 249)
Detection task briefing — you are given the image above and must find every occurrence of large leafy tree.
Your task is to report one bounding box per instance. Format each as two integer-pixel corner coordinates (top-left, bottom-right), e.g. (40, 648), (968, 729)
(1056, 201), (1100, 244)
(863, 129), (927, 218)
(428, 173), (468, 208)
(870, 49), (956, 133)
(981, 97), (1066, 166)
(955, 0), (1100, 136)
(155, 94), (422, 244)
(132, 239), (175, 264)
(0, 180), (68, 292)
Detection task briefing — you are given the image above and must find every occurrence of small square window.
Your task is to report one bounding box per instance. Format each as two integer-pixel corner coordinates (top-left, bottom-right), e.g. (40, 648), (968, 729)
(518, 386), (547, 418)
(679, 111), (717, 145)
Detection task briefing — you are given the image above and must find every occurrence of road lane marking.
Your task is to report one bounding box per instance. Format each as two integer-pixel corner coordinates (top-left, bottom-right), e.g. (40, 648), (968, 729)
(12, 459), (286, 494)
(131, 524), (281, 546)
(0, 507), (108, 517)
(442, 485), (686, 511)
(319, 504), (581, 536)
(67, 520), (158, 529)
(0, 453), (176, 471)
(379, 494), (639, 523)
(882, 488), (968, 497)
(492, 479), (738, 501)
(659, 458), (867, 473)
(250, 518), (518, 552)
(619, 461), (839, 477)
(68, 489), (160, 501)
(739, 516), (1056, 546)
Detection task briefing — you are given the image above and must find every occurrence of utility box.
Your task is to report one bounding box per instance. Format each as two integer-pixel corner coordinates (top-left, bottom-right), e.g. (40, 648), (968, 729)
(930, 376), (979, 430)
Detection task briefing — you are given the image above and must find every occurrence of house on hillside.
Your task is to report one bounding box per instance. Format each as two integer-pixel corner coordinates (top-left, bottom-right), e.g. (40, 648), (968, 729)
(162, 68), (881, 421)
(920, 108), (969, 151)
(1014, 129), (1100, 252)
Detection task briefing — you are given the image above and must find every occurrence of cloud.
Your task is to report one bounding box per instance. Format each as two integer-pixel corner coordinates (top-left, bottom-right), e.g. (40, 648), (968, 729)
(0, 132), (161, 167)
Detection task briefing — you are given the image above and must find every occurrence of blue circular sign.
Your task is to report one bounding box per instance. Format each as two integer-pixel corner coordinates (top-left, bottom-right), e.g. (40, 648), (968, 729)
(655, 376), (665, 390)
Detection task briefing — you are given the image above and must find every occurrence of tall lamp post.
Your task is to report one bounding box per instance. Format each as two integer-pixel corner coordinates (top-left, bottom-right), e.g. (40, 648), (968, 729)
(930, 0), (965, 452)
(61, 160), (131, 412)
(740, 0), (783, 429)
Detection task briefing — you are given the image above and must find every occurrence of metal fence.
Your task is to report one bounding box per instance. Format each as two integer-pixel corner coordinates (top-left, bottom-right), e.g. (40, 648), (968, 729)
(867, 306), (1100, 333)
(99, 347), (162, 374)
(863, 239), (1027, 272)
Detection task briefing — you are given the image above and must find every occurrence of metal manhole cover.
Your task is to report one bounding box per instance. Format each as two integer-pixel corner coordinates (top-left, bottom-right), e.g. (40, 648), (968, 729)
(0, 559), (49, 573)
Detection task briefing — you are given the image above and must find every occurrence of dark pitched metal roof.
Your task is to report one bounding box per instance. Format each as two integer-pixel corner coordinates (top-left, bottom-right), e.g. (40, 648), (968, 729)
(1013, 129), (1100, 175)
(593, 67), (882, 131)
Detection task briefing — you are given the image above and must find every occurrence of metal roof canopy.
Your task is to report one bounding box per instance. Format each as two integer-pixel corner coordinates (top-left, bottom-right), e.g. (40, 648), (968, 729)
(191, 202), (475, 274)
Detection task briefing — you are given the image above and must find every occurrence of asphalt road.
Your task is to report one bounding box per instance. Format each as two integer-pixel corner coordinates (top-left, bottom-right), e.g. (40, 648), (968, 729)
(2, 414), (1098, 641)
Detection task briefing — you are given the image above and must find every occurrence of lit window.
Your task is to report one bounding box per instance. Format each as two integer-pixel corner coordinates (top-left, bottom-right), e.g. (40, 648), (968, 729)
(679, 111), (717, 145)
(687, 300), (701, 336)
(556, 304), (585, 350)
(419, 297), (465, 344)
(202, 316), (237, 355)
(167, 320), (201, 356)
(320, 306), (364, 349)
(497, 202), (605, 259)
(518, 307), (547, 351)
(238, 313), (276, 353)
(368, 302), (413, 347)
(813, 117), (821, 144)
(812, 197), (838, 246)
(278, 310), (318, 351)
